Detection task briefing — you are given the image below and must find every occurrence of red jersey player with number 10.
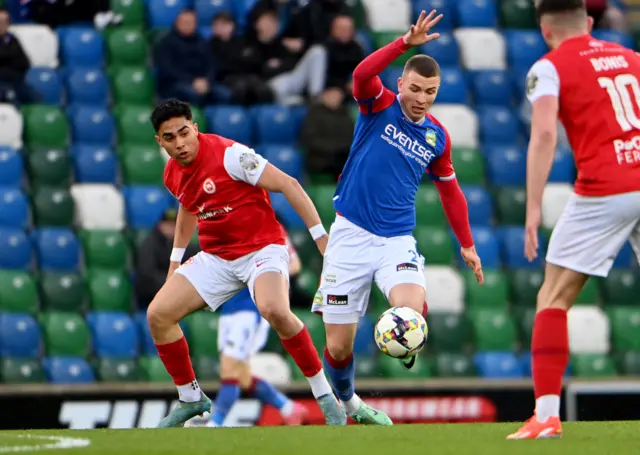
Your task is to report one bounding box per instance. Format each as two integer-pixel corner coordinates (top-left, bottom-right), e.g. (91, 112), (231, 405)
(508, 0), (640, 440)
(146, 99), (346, 428)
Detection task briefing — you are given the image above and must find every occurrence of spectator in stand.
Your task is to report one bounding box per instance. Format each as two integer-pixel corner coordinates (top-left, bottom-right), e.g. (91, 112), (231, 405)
(154, 9), (230, 106)
(585, 0), (627, 31)
(209, 12), (274, 105)
(300, 88), (354, 179)
(325, 14), (365, 97)
(0, 7), (33, 105)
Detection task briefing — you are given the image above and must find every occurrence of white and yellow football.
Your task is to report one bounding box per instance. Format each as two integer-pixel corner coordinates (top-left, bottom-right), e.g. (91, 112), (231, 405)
(374, 306), (428, 358)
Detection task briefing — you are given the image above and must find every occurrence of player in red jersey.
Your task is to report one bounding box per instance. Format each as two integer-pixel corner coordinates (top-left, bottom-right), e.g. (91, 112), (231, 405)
(507, 0), (640, 440)
(147, 99), (345, 428)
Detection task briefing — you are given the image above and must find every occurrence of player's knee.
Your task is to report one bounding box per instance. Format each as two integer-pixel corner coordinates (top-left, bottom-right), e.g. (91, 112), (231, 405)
(146, 298), (176, 335)
(257, 301), (291, 330)
(325, 339), (353, 362)
(388, 284), (425, 314)
(219, 355), (244, 381)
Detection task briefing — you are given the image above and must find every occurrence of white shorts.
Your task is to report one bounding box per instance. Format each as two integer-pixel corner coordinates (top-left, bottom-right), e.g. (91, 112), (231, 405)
(546, 191), (640, 277)
(311, 215), (426, 324)
(217, 311), (271, 361)
(175, 244), (290, 311)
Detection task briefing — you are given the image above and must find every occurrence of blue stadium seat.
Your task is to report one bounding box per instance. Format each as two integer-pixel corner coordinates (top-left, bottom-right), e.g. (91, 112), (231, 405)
(68, 105), (115, 147)
(614, 242), (637, 269)
(269, 192), (305, 228)
(474, 352), (523, 378)
(87, 312), (139, 359)
(0, 148), (23, 187)
(438, 67), (468, 103)
(198, 26), (212, 39)
(460, 186), (493, 226)
(355, 30), (374, 55)
(0, 313), (41, 357)
(251, 105), (297, 144)
(454, 226), (500, 268)
(195, 0), (234, 26)
(504, 31), (547, 73)
(43, 357), (95, 384)
(509, 67), (529, 100)
(0, 187), (28, 229)
(383, 67), (403, 92)
(484, 145), (526, 186)
(592, 30), (634, 49)
(60, 27), (105, 68)
(66, 68), (110, 106)
(0, 228), (31, 270)
(32, 228), (80, 271)
(148, 0), (190, 28)
(471, 70), (511, 106)
(456, 0), (497, 27)
(290, 105), (308, 134)
(354, 316), (377, 356)
(548, 146), (575, 183)
(25, 68), (62, 105)
(122, 186), (171, 229)
(419, 31), (459, 66)
(497, 226), (547, 269)
(413, 0), (456, 29)
(72, 145), (118, 184)
(205, 105), (252, 145)
(135, 311), (156, 355)
(259, 145), (303, 181)
(477, 106), (518, 145)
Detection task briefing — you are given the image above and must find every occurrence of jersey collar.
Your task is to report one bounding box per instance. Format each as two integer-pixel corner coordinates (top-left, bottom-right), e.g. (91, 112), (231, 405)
(397, 95), (426, 126)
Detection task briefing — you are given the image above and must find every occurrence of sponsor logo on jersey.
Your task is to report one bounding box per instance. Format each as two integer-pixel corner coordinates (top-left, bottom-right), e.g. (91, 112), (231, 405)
(202, 178), (216, 194)
(590, 55), (629, 72)
(239, 152), (260, 171)
(324, 273), (337, 284)
(397, 263), (419, 272)
(327, 295), (348, 305)
(425, 129), (437, 147)
(313, 291), (323, 306)
(197, 204), (233, 220)
(613, 135), (640, 165)
(381, 124), (436, 167)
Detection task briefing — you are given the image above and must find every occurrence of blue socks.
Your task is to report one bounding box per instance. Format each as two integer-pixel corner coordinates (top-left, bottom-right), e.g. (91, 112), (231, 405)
(322, 347), (355, 402)
(252, 377), (290, 411)
(210, 381), (240, 426)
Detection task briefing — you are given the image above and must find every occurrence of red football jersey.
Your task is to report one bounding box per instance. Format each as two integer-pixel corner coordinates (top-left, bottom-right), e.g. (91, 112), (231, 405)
(526, 35), (640, 196)
(164, 133), (285, 260)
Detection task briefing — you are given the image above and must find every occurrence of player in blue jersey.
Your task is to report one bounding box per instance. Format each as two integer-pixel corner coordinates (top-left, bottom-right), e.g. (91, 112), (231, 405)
(208, 233), (308, 427)
(311, 10), (484, 425)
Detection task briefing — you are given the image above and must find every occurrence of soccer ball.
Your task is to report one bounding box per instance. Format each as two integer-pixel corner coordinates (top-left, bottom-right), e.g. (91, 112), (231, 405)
(374, 307), (428, 359)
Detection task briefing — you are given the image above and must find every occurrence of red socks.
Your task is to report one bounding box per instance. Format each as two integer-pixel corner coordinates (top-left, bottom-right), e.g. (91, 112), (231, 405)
(281, 326), (323, 377)
(422, 301), (428, 319)
(532, 308), (569, 398)
(155, 336), (196, 386)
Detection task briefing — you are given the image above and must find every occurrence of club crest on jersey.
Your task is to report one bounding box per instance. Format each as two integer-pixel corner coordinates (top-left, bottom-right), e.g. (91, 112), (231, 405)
(239, 152), (259, 171)
(526, 74), (538, 97)
(425, 129), (437, 147)
(202, 178), (216, 194)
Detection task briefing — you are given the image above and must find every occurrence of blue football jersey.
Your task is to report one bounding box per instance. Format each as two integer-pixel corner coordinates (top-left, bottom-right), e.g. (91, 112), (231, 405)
(334, 94), (455, 237)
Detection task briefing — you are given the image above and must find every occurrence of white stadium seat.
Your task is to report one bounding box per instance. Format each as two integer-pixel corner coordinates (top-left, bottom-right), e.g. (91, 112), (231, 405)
(542, 183), (573, 229)
(362, 0), (410, 31)
(454, 28), (506, 69)
(249, 353), (291, 387)
(568, 305), (610, 354)
(423, 266), (465, 313)
(70, 184), (126, 230)
(10, 25), (59, 68)
(0, 104), (24, 149)
(429, 104), (479, 148)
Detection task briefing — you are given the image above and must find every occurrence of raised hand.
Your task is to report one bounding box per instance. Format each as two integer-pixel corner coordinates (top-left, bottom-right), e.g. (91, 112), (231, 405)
(403, 9), (443, 47)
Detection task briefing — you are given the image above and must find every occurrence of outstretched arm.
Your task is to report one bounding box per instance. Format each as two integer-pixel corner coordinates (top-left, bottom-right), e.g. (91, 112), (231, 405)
(167, 204), (198, 278)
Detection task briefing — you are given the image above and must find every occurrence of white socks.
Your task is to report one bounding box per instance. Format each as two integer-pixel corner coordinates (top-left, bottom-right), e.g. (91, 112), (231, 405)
(343, 394), (362, 416)
(306, 369), (334, 398)
(535, 394), (560, 422)
(177, 380), (202, 403)
(280, 400), (295, 417)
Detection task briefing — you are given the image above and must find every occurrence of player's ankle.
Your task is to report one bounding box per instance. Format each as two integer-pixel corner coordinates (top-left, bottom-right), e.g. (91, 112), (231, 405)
(177, 380), (202, 402)
(344, 394), (362, 416)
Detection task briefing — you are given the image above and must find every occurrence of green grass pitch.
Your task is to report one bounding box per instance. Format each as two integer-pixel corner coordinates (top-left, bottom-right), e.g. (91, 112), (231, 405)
(1, 422), (639, 455)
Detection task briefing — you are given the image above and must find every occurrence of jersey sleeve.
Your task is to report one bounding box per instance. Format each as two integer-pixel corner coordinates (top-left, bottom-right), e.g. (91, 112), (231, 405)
(427, 129), (456, 182)
(526, 59), (560, 103)
(223, 142), (269, 186)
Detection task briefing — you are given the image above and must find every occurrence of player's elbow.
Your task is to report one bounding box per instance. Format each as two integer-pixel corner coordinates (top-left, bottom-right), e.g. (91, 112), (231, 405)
(278, 174), (302, 195)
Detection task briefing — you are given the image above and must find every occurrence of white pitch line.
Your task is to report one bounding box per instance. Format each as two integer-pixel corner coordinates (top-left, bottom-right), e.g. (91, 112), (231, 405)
(0, 434), (91, 453)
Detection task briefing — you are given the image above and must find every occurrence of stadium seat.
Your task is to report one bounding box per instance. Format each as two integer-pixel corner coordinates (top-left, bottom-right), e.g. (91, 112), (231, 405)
(494, 187), (526, 224)
(268, 192), (306, 229)
(22, 105), (69, 149)
(571, 353), (617, 377)
(427, 312), (472, 352)
(192, 355), (219, 381)
(0, 228), (31, 270)
(509, 268), (544, 306)
(423, 266), (465, 313)
(548, 146), (575, 183)
(96, 358), (139, 382)
(476, 106), (518, 145)
(363, 0), (411, 31)
(0, 104), (24, 149)
(183, 311), (219, 357)
(139, 355), (173, 382)
(373, 32), (416, 66)
(294, 309), (326, 349)
(464, 269), (508, 309)
(500, 0), (537, 29)
(134, 312), (155, 355)
(437, 67), (468, 104)
(0, 271), (37, 314)
(470, 70), (511, 106)
(0, 313), (41, 357)
(195, 0), (234, 25)
(514, 307), (535, 348)
(111, 0), (145, 25)
(107, 28), (148, 67)
(568, 305), (610, 354)
(205, 105), (252, 145)
(608, 306), (640, 351)
(414, 226), (454, 265)
(43, 357), (95, 383)
(471, 308), (517, 351)
(0, 147), (23, 187)
(122, 186), (170, 229)
(614, 242), (638, 269)
(485, 146), (526, 186)
(435, 353), (476, 377)
(25, 68), (62, 105)
(28, 148), (71, 187)
(456, 0), (498, 27)
(41, 312), (90, 357)
(353, 316), (377, 356)
(288, 229), (323, 273)
(148, 0), (190, 28)
(601, 269), (640, 306)
(419, 31), (459, 66)
(60, 27), (104, 68)
(592, 29), (634, 49)
(10, 25), (59, 67)
(618, 351), (640, 376)
(379, 353), (432, 378)
(504, 30), (547, 73)
(454, 28), (506, 69)
(429, 105), (479, 148)
(382, 67), (403, 92)
(39, 272), (85, 312)
(70, 184), (126, 230)
(354, 356), (380, 378)
(115, 105), (156, 146)
(33, 228), (80, 271)
(498, 226), (546, 269)
(87, 312), (138, 359)
(460, 186), (493, 225)
(259, 145), (302, 181)
(122, 147), (165, 185)
(111, 67), (154, 106)
(541, 183), (573, 229)
(87, 270), (132, 312)
(308, 184), (337, 225)
(68, 106), (115, 147)
(251, 105), (298, 144)
(473, 352), (523, 378)
(0, 358), (45, 383)
(0, 187), (28, 229)
(66, 68), (110, 106)
(415, 185), (446, 226)
(32, 186), (75, 227)
(73, 146), (118, 183)
(412, 0), (457, 30)
(456, 226), (500, 268)
(80, 230), (129, 270)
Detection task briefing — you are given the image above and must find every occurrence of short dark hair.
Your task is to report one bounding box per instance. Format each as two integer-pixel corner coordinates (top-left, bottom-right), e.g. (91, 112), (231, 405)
(535, 0), (586, 20)
(403, 55), (440, 78)
(150, 99), (193, 132)
(213, 11), (234, 23)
